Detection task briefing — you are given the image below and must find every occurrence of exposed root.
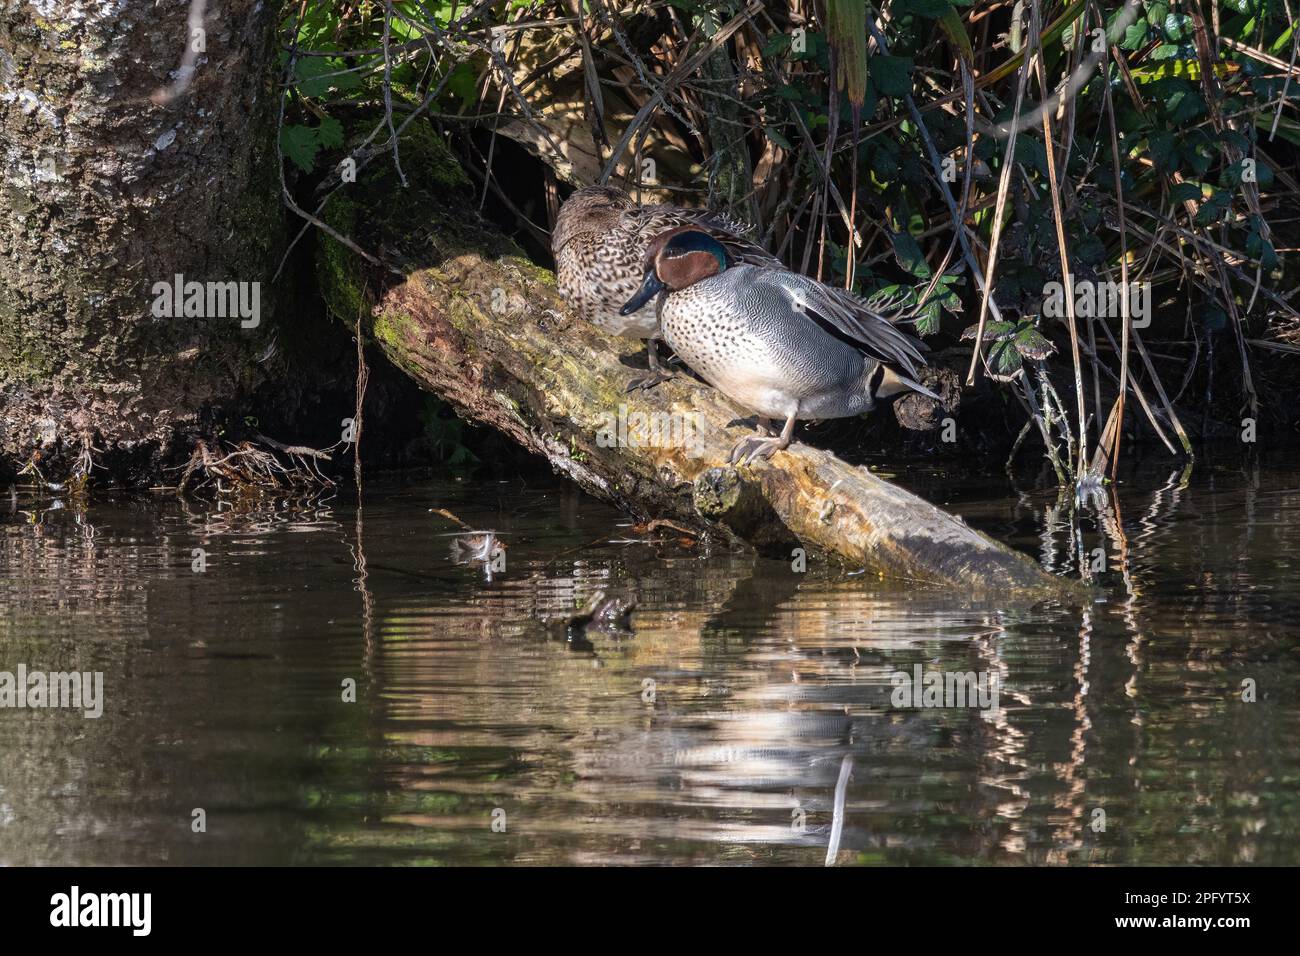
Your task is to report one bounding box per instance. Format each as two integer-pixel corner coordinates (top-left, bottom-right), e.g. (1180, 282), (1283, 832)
(64, 436), (104, 496)
(13, 437), (100, 496)
(175, 435), (338, 496)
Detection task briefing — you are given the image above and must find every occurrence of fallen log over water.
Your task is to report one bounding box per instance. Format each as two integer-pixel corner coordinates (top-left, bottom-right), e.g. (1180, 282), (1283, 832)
(318, 130), (1073, 595)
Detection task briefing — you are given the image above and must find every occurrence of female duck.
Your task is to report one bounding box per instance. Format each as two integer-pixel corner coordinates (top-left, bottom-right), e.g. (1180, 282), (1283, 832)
(552, 185), (775, 389)
(620, 227), (936, 465)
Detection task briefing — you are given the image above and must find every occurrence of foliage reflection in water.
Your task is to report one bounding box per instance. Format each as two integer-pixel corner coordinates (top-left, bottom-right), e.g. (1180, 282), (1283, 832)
(1, 448), (1298, 865)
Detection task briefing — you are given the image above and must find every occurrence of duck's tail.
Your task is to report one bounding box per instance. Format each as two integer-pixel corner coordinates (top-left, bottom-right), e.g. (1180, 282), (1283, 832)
(876, 365), (941, 402)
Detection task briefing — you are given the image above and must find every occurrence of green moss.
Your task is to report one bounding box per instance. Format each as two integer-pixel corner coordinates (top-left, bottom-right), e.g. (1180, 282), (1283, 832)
(315, 117), (473, 328)
(399, 122), (470, 193)
(354, 121), (468, 203)
(504, 256), (556, 288)
(438, 290), (491, 338)
(0, 295), (55, 384)
(316, 193), (366, 323)
(371, 309), (410, 349)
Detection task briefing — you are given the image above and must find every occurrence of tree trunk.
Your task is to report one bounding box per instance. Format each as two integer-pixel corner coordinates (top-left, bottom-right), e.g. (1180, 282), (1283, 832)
(318, 127), (1075, 595)
(0, 0), (283, 478)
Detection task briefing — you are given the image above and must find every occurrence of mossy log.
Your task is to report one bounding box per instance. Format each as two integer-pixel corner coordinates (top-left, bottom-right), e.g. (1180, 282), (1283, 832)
(319, 130), (1073, 595)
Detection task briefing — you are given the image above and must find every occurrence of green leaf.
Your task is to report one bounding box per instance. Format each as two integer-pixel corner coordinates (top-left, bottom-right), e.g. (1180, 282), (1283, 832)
(890, 230), (932, 279)
(1163, 13), (1194, 41)
(294, 57), (361, 98)
(864, 283), (910, 312)
(1120, 22), (1149, 50)
(1218, 129), (1250, 153)
(869, 54), (913, 98)
(988, 338), (1024, 377)
(775, 28), (827, 61)
(931, 272), (964, 314)
(914, 298), (942, 336)
(961, 319), (1015, 342)
(763, 125), (794, 150)
(1169, 181), (1203, 203)
(1181, 132), (1215, 176)
(763, 32), (793, 57)
(1013, 325), (1055, 360)
(444, 61), (480, 102)
(280, 124), (320, 173)
(1194, 189), (1231, 225)
(1012, 135), (1048, 175)
(937, 8), (975, 64)
(1245, 229), (1279, 269)
(867, 139), (900, 180)
(1256, 161), (1275, 188)
(1168, 89), (1206, 124)
(1269, 21), (1296, 56)
(294, 58), (334, 98)
(317, 116), (344, 150)
(1148, 130), (1178, 171)
(826, 0), (868, 107)
(858, 79), (879, 123)
(1073, 235), (1106, 267)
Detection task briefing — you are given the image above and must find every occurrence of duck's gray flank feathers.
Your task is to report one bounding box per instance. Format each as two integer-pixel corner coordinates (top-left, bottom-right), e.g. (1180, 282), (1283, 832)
(641, 236), (937, 464)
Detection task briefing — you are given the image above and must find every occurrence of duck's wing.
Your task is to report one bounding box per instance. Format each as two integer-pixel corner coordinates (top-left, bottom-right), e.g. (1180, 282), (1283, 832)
(753, 270), (928, 377)
(625, 204), (780, 267)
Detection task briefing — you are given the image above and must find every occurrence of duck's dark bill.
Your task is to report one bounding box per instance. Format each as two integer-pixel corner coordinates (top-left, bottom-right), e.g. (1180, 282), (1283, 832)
(619, 271), (665, 315)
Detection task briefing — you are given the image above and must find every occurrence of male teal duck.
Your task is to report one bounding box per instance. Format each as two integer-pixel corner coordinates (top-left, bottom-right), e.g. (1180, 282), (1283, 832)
(620, 227), (938, 465)
(552, 184), (776, 389)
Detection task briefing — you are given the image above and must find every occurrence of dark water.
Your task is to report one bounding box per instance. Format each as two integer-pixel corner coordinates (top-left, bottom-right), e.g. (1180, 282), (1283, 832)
(2, 448), (1298, 866)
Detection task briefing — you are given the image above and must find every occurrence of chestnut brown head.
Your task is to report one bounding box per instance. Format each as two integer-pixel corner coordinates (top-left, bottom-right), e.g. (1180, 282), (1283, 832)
(620, 228), (729, 315)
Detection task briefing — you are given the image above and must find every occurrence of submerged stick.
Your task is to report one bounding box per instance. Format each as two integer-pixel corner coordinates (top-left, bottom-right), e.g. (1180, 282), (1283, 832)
(825, 753), (853, 867)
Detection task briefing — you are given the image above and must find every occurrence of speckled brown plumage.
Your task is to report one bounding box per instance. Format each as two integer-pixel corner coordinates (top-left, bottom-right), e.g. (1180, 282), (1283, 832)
(552, 184), (776, 339)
